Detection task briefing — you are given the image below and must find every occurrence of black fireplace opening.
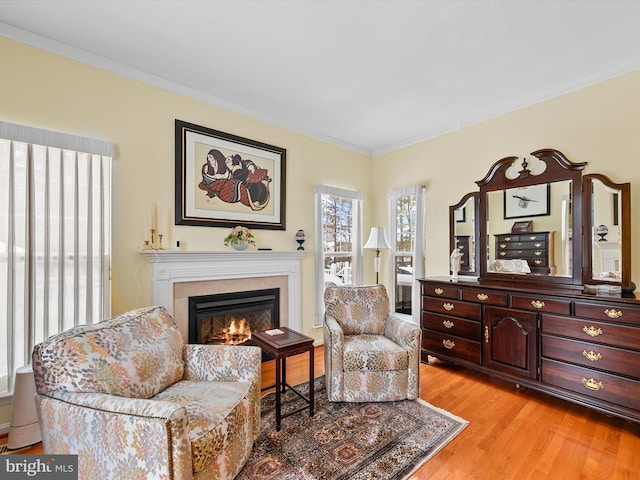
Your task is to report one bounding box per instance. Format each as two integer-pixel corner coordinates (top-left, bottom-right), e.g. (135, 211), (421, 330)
(188, 288), (279, 359)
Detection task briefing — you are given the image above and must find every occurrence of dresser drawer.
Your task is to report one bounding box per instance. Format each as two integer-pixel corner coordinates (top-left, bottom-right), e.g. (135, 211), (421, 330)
(421, 283), (458, 300)
(541, 314), (640, 350)
(422, 311), (481, 341)
(541, 358), (640, 411)
(511, 295), (571, 315)
(422, 297), (481, 320)
(574, 302), (640, 327)
(541, 335), (640, 378)
(422, 330), (481, 364)
(460, 288), (508, 307)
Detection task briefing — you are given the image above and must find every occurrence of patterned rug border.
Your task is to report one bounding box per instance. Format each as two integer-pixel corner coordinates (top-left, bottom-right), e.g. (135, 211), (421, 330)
(401, 397), (468, 478)
(239, 376), (469, 480)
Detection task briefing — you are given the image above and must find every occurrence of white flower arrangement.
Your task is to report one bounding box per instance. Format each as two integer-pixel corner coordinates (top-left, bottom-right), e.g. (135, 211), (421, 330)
(224, 226), (256, 247)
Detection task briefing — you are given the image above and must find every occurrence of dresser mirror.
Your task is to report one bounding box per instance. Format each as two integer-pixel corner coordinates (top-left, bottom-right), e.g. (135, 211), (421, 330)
(475, 149), (586, 288)
(583, 173), (631, 290)
(449, 192), (479, 275)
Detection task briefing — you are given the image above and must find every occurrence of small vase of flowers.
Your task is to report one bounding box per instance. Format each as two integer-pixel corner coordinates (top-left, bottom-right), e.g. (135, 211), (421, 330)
(224, 226), (256, 250)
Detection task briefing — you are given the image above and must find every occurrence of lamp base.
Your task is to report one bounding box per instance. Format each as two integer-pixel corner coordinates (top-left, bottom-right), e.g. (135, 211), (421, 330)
(7, 422), (42, 450)
(7, 365), (42, 449)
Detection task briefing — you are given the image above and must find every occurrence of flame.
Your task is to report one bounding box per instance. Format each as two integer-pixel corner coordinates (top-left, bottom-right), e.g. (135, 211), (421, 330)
(223, 317), (252, 344)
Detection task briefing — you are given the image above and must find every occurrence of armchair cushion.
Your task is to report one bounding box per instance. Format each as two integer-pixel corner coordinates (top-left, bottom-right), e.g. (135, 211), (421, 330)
(154, 380), (251, 473)
(343, 334), (409, 372)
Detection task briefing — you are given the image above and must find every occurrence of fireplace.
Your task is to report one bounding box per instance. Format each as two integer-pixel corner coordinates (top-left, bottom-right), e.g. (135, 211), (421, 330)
(188, 288), (279, 351)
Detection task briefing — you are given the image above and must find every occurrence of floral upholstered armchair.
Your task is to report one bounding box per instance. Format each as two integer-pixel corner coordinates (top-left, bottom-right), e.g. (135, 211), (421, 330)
(32, 305), (261, 480)
(323, 284), (422, 402)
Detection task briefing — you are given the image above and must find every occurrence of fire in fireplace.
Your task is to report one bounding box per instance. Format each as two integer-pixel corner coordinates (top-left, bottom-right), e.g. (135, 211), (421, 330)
(188, 288), (280, 348)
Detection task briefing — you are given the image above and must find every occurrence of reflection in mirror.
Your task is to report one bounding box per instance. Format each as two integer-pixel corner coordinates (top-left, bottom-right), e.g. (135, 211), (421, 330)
(590, 178), (622, 283)
(486, 180), (573, 277)
(584, 173), (631, 290)
(450, 192), (479, 275)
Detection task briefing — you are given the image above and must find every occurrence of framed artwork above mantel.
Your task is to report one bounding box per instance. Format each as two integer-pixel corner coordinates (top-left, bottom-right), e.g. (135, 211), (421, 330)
(175, 119), (286, 230)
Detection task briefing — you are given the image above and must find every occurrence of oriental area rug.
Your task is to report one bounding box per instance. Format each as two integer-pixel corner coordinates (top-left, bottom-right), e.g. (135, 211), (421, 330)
(237, 376), (468, 480)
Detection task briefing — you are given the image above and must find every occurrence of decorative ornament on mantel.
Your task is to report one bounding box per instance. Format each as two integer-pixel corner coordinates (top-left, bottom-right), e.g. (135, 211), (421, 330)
(224, 226), (256, 251)
(295, 229), (306, 250)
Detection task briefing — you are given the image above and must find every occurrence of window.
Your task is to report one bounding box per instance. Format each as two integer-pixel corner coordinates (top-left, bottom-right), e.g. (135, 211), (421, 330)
(314, 185), (363, 325)
(388, 186), (425, 323)
(0, 122), (112, 399)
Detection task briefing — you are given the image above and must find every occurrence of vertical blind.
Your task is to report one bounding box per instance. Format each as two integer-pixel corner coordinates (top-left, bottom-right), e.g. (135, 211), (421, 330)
(0, 122), (113, 398)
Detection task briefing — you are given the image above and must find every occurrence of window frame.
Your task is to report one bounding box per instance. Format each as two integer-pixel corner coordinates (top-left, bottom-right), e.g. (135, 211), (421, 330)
(387, 186), (425, 324)
(314, 185), (364, 326)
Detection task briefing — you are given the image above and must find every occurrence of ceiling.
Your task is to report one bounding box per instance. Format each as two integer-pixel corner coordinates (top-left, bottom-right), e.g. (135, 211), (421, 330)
(2, 1), (640, 156)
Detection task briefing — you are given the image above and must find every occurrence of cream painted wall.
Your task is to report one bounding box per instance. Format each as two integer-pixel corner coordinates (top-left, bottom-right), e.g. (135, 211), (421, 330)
(371, 70), (640, 288)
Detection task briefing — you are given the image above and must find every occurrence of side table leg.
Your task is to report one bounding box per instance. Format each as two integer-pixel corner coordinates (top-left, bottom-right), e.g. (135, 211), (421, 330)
(275, 355), (281, 431)
(309, 346), (314, 417)
(281, 356), (287, 393)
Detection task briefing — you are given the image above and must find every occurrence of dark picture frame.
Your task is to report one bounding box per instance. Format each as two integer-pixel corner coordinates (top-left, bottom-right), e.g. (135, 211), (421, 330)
(175, 120), (286, 230)
(454, 205), (466, 223)
(503, 183), (550, 219)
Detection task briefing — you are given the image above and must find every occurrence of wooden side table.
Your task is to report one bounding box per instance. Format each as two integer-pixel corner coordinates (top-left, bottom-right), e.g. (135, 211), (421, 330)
(251, 326), (314, 431)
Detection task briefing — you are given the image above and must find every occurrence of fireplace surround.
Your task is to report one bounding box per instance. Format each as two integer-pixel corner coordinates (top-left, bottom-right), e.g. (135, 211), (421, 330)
(140, 250), (306, 342)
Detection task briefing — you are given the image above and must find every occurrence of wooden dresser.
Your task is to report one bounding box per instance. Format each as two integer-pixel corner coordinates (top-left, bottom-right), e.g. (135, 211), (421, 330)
(419, 276), (640, 423)
(494, 231), (555, 274)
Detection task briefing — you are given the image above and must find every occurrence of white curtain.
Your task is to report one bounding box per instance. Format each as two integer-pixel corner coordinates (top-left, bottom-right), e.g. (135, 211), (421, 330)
(0, 121), (113, 398)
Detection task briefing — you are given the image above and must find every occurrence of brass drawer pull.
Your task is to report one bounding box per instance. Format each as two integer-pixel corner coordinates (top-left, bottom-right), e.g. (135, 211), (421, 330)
(499, 243), (506, 248)
(484, 326), (489, 343)
(529, 236), (537, 240)
(583, 326), (603, 337)
(477, 293), (489, 301)
(604, 309), (623, 319)
(504, 237), (511, 241)
(499, 252), (506, 256)
(443, 339), (455, 349)
(443, 303), (454, 311)
(531, 300), (545, 309)
(534, 243), (542, 247)
(534, 251), (542, 256)
(534, 260), (542, 265)
(582, 377), (604, 391)
(443, 320), (454, 329)
(582, 350), (602, 362)
(434, 287), (444, 295)
(459, 245), (465, 250)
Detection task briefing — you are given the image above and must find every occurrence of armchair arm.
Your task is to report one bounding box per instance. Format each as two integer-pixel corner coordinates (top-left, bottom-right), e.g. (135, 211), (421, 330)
(182, 344), (261, 384)
(385, 314), (422, 352)
(324, 315), (345, 401)
(182, 344), (262, 442)
(385, 314), (422, 399)
(36, 391), (192, 480)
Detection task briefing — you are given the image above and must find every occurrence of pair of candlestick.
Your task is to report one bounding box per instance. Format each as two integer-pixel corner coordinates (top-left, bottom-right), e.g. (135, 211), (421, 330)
(141, 229), (164, 250)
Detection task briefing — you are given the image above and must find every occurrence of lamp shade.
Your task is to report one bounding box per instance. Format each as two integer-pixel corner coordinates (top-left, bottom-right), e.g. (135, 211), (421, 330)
(363, 227), (391, 250)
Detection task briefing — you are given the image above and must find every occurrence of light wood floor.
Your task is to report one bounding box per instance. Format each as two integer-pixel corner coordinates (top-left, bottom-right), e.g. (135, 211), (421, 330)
(9, 346), (640, 479)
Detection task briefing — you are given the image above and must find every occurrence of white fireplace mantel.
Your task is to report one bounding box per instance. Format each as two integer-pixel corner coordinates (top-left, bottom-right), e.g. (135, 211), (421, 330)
(140, 250), (306, 331)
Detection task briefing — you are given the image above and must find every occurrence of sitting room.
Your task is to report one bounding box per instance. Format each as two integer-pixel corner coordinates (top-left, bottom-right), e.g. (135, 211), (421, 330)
(1, 2), (640, 479)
